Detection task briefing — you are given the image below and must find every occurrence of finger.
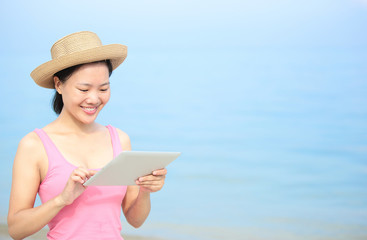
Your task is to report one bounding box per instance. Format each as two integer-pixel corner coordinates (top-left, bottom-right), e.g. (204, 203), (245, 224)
(71, 175), (85, 184)
(152, 168), (167, 176)
(73, 169), (91, 182)
(136, 179), (164, 186)
(138, 175), (165, 182)
(77, 167), (93, 178)
(137, 182), (161, 188)
(138, 185), (162, 192)
(73, 169), (88, 179)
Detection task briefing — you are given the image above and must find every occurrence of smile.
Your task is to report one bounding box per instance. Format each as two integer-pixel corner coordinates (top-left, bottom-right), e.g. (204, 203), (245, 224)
(81, 106), (98, 114)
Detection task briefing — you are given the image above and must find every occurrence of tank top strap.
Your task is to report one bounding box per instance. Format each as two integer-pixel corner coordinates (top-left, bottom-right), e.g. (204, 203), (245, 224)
(106, 125), (123, 157)
(33, 128), (62, 169)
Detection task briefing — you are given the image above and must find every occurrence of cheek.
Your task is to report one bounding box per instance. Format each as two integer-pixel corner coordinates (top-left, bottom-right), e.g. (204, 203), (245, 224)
(63, 92), (84, 107)
(101, 92), (111, 104)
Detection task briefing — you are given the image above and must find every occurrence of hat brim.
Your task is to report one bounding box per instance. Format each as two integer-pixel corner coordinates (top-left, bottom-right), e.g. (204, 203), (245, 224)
(30, 44), (127, 89)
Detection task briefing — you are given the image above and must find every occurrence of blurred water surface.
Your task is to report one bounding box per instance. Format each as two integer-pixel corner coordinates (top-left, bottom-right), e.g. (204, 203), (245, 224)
(0, 45), (366, 239)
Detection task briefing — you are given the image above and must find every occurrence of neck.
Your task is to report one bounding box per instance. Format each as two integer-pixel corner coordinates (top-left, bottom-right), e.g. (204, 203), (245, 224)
(52, 109), (101, 135)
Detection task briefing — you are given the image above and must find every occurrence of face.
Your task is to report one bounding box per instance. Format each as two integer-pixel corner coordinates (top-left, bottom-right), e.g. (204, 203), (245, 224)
(55, 62), (111, 125)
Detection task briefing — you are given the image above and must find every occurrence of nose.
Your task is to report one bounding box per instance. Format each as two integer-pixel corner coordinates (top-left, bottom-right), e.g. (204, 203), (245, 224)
(85, 91), (100, 105)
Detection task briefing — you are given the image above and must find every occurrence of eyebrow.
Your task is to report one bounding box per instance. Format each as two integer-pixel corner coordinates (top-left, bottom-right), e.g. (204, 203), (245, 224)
(77, 82), (110, 87)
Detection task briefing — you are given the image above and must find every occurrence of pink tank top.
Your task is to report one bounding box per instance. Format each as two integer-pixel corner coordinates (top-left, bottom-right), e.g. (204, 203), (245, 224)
(34, 125), (127, 240)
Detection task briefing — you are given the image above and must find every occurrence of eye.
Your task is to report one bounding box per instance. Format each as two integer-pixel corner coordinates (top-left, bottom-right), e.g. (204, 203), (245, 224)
(78, 89), (88, 92)
(100, 88), (109, 92)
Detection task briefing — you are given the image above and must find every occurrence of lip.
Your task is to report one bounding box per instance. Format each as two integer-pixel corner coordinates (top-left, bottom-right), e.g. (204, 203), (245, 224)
(81, 106), (98, 115)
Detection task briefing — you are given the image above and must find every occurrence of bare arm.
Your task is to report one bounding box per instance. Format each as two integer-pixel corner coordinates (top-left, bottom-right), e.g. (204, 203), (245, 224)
(116, 129), (167, 228)
(7, 133), (94, 239)
(122, 185), (151, 228)
(122, 169), (167, 228)
(8, 133), (63, 239)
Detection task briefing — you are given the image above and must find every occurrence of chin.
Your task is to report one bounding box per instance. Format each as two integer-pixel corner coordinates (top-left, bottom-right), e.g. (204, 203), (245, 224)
(77, 110), (101, 125)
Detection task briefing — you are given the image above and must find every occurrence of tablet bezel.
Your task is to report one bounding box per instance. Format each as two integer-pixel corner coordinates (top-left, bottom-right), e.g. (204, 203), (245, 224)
(83, 151), (180, 186)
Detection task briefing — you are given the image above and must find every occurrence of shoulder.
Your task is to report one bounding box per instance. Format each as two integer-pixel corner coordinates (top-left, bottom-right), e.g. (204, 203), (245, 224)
(18, 131), (43, 153)
(115, 127), (132, 151)
(14, 131), (45, 167)
(115, 128), (130, 141)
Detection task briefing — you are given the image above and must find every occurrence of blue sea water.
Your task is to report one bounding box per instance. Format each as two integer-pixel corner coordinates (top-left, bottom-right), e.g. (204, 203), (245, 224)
(1, 46), (366, 239)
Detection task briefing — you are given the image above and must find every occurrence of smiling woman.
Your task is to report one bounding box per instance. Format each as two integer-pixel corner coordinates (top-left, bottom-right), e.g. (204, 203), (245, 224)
(7, 31), (168, 240)
(53, 62), (112, 125)
(52, 60), (113, 115)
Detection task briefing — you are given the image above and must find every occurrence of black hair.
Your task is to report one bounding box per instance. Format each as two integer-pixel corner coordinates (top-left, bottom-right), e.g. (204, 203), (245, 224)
(52, 60), (113, 115)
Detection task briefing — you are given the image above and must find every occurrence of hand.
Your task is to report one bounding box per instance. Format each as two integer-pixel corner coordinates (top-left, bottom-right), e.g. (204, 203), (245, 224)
(135, 168), (167, 193)
(57, 167), (96, 206)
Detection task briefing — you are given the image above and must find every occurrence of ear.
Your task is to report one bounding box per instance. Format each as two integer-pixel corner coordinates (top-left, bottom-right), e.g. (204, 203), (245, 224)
(54, 76), (62, 94)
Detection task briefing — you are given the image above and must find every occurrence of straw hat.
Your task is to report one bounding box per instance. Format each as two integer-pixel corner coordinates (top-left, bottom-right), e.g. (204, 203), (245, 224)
(30, 31), (127, 89)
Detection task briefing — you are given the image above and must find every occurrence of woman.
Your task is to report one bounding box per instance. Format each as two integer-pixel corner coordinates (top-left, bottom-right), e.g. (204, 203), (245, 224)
(7, 31), (167, 240)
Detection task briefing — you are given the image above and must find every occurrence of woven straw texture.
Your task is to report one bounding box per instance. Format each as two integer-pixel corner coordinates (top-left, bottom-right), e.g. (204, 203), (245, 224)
(30, 31), (127, 88)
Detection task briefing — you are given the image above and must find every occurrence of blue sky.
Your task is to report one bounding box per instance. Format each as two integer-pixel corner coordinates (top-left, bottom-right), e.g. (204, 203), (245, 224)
(0, 0), (366, 56)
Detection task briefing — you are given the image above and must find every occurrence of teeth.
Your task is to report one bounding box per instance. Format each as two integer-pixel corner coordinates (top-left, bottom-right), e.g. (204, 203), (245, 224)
(82, 107), (96, 111)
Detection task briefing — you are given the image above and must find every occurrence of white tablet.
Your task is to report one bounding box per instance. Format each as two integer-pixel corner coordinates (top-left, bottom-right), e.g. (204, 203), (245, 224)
(84, 151), (181, 186)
